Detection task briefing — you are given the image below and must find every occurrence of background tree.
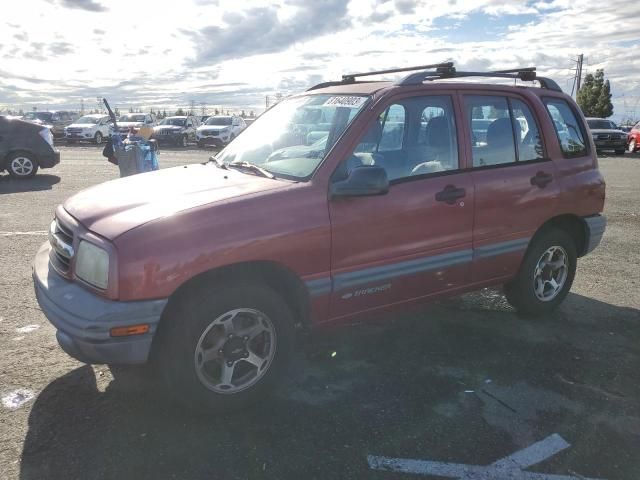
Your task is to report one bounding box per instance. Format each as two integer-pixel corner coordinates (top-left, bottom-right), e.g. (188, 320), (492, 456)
(577, 69), (613, 118)
(175, 108), (185, 116)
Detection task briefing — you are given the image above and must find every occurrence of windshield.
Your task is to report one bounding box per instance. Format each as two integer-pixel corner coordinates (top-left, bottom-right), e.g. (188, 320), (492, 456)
(159, 118), (186, 126)
(119, 114), (146, 122)
(23, 112), (52, 122)
(216, 94), (369, 180)
(76, 116), (100, 124)
(587, 119), (616, 130)
(206, 117), (232, 126)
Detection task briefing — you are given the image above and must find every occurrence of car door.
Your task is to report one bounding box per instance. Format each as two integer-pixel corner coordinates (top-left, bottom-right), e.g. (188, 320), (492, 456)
(0, 117), (8, 161)
(328, 93), (474, 319)
(463, 93), (560, 282)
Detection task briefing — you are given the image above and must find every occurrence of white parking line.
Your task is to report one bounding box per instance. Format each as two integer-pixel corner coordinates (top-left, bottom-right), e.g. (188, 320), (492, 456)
(368, 434), (605, 479)
(15, 324), (40, 334)
(0, 231), (48, 236)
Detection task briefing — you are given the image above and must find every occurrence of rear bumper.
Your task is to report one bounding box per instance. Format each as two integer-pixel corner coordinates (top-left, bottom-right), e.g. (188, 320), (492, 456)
(33, 242), (167, 365)
(582, 215), (606, 256)
(39, 150), (60, 168)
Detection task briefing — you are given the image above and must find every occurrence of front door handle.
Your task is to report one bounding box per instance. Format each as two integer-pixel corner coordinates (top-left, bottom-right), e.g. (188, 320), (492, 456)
(530, 171), (553, 188)
(435, 185), (466, 204)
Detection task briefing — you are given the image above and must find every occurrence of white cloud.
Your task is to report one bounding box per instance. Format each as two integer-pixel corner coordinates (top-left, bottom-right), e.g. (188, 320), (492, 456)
(0, 0), (638, 121)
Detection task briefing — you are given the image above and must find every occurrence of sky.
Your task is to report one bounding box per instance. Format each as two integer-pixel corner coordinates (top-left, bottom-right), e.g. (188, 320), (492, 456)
(1, 0), (639, 121)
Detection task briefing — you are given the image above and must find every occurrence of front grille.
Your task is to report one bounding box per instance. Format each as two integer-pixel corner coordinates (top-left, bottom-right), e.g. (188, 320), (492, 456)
(49, 217), (75, 275)
(67, 128), (83, 134)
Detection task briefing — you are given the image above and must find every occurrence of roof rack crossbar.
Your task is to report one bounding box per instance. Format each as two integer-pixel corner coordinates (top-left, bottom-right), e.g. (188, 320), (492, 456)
(341, 62), (453, 82)
(307, 62), (562, 92)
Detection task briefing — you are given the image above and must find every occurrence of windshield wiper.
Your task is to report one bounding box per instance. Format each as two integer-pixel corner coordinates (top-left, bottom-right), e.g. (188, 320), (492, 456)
(208, 155), (228, 170)
(227, 161), (275, 179)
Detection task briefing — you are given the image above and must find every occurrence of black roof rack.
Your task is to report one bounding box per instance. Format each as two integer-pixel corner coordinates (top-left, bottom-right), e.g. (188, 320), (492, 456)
(307, 62), (562, 92)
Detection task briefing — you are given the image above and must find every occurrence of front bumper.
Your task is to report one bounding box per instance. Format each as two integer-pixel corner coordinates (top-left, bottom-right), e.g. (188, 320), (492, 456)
(594, 139), (626, 149)
(153, 131), (183, 143)
(582, 215), (606, 256)
(39, 150), (60, 168)
(197, 136), (227, 146)
(33, 243), (167, 365)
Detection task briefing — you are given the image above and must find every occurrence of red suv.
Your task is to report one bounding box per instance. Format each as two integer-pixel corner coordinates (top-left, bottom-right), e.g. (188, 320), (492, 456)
(627, 121), (640, 153)
(33, 63), (606, 412)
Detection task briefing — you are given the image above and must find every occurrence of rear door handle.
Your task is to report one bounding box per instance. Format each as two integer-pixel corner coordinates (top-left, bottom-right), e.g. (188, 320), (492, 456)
(530, 171), (553, 188)
(435, 185), (466, 204)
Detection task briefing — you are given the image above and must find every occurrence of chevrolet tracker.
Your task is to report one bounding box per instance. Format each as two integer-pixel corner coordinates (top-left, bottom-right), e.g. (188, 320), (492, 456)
(33, 63), (606, 412)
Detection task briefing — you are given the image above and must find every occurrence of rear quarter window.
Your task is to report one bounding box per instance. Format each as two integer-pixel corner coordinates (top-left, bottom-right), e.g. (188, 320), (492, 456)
(543, 98), (588, 157)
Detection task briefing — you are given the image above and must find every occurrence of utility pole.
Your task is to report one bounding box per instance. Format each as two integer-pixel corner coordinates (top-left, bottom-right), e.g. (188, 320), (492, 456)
(189, 99), (195, 116)
(576, 54), (584, 93)
(80, 99), (85, 115)
(570, 54), (584, 99)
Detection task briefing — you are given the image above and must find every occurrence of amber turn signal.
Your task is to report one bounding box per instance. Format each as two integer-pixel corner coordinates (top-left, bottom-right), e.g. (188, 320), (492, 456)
(110, 324), (150, 337)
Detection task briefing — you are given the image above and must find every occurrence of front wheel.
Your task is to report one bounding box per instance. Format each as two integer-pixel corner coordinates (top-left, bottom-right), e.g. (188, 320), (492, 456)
(180, 135), (188, 148)
(504, 228), (577, 316)
(94, 131), (103, 145)
(628, 139), (637, 153)
(155, 284), (294, 412)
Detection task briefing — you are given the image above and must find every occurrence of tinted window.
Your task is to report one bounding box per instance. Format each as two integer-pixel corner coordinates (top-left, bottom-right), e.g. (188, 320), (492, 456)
(544, 99), (587, 157)
(466, 96), (516, 167)
(511, 99), (544, 162)
(587, 119), (616, 130)
(344, 95), (458, 182)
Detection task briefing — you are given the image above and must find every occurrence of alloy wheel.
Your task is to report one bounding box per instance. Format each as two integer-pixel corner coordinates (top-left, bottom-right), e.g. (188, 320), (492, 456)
(194, 308), (276, 394)
(532, 246), (568, 302)
(10, 156), (34, 177)
(629, 139), (636, 153)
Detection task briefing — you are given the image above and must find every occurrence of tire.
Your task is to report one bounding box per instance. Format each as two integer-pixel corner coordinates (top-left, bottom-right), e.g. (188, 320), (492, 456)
(94, 131), (103, 145)
(504, 228), (577, 316)
(155, 283), (295, 413)
(180, 135), (188, 148)
(628, 139), (637, 153)
(6, 152), (39, 179)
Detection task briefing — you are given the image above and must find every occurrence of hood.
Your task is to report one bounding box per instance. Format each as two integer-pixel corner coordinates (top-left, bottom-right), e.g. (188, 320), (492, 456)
(154, 125), (183, 130)
(117, 121), (144, 129)
(64, 163), (288, 240)
(198, 125), (228, 132)
(589, 128), (625, 135)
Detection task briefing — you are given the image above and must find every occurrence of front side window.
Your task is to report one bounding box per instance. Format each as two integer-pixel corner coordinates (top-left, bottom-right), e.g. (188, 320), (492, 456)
(466, 96), (516, 167)
(543, 98), (587, 157)
(340, 95), (458, 182)
(216, 94), (369, 181)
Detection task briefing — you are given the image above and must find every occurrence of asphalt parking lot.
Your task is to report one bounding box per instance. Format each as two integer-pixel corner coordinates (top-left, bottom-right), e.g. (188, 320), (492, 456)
(1, 145), (639, 480)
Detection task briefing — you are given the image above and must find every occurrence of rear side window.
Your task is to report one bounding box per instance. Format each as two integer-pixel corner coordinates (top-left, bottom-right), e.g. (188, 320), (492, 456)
(543, 98), (587, 157)
(466, 96), (516, 167)
(511, 99), (544, 162)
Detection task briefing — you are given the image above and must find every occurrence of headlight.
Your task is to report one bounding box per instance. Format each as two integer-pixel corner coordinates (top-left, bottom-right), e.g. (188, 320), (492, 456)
(75, 241), (109, 289)
(38, 128), (54, 147)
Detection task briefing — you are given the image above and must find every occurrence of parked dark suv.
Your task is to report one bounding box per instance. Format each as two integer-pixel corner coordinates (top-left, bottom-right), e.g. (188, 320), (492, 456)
(152, 116), (199, 147)
(1, 116), (60, 178)
(33, 63), (605, 412)
(586, 117), (627, 155)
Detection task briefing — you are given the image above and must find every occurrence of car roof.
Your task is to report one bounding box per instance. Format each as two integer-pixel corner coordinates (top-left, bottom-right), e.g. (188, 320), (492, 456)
(81, 113), (107, 118)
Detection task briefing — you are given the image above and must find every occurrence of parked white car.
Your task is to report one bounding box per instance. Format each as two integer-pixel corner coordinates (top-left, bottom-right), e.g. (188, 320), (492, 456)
(64, 114), (112, 144)
(196, 115), (246, 147)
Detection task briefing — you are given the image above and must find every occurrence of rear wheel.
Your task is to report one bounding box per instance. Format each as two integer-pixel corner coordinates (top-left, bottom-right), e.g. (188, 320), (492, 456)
(180, 135), (188, 148)
(7, 152), (39, 179)
(504, 228), (577, 316)
(155, 284), (294, 412)
(94, 131), (103, 145)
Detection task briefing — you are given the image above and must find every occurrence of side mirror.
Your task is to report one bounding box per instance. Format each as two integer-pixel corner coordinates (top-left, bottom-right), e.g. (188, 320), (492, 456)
(330, 165), (389, 198)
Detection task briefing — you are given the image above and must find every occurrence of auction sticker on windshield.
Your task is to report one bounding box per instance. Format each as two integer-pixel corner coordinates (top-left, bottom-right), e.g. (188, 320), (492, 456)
(323, 96), (368, 108)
